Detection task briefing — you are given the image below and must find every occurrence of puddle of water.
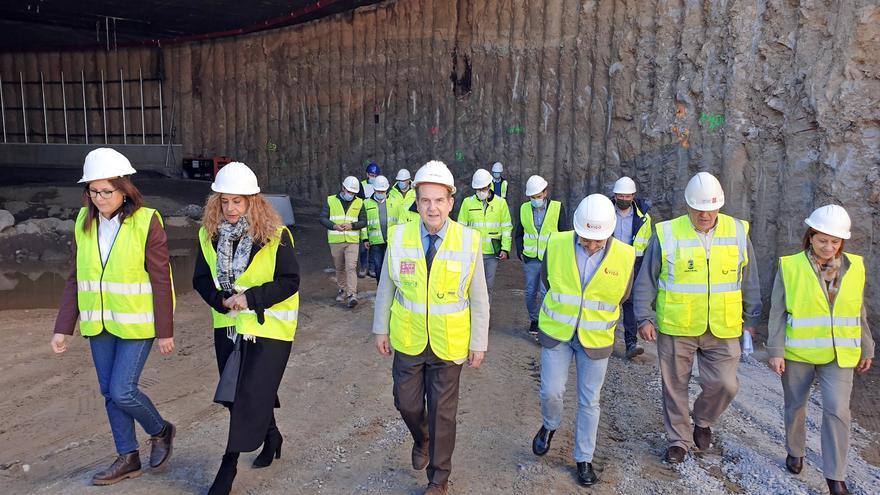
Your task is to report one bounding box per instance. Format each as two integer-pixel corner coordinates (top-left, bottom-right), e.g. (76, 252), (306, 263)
(0, 248), (197, 311)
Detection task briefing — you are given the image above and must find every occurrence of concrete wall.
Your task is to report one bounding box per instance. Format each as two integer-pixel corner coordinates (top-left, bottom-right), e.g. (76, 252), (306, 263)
(1, 0), (879, 318)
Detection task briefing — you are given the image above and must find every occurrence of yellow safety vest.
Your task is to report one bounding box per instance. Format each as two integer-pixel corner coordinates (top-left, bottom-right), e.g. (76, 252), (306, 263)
(458, 194), (513, 255)
(632, 203), (653, 257)
(519, 200), (562, 260)
(362, 196), (399, 245)
(389, 186), (415, 212)
(75, 207), (175, 339)
(387, 220), (481, 361)
(539, 233), (635, 348)
(493, 179), (509, 199)
(198, 226), (299, 341)
(326, 195), (363, 244)
(655, 213), (749, 338)
(395, 203), (421, 225)
(780, 251), (864, 368)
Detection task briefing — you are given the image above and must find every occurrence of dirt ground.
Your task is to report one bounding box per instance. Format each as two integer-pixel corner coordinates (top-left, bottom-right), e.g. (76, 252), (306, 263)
(0, 207), (878, 495)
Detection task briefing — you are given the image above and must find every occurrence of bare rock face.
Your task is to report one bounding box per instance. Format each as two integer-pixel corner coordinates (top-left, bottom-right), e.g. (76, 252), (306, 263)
(0, 210), (14, 233)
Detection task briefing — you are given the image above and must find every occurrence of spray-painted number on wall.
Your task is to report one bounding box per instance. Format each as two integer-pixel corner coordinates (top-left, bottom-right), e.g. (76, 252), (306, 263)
(507, 126), (524, 135)
(699, 113), (725, 131)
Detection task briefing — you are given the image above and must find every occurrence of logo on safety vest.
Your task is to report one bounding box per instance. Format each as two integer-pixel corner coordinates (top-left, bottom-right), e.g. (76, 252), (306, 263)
(685, 259), (696, 272)
(604, 267), (619, 276)
(400, 261), (416, 275)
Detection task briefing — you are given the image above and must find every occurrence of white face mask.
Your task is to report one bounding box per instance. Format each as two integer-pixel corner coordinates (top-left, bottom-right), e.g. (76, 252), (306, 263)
(492, 172), (502, 180)
(476, 190), (489, 201)
(341, 191), (354, 201)
(367, 176), (375, 184)
(373, 192), (387, 201)
(398, 181), (409, 191)
(530, 198), (545, 209)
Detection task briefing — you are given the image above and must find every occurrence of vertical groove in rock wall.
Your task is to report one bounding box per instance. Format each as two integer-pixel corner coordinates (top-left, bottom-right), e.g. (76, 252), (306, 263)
(1, 0), (878, 318)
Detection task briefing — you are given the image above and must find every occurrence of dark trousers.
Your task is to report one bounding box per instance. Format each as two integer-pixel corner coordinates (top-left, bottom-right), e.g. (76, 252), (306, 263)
(369, 244), (387, 280)
(622, 295), (638, 349)
(392, 347), (464, 485)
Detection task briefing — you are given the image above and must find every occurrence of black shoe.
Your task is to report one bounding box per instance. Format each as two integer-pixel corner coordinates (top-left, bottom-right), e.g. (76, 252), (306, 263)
(693, 425), (712, 450)
(625, 345), (645, 359)
(576, 462), (598, 486)
(207, 453), (239, 495)
(148, 421), (175, 468)
(785, 455), (803, 475)
(532, 426), (555, 456)
(827, 479), (850, 495)
(253, 428), (283, 468)
(528, 320), (539, 336)
(664, 446), (687, 464)
(347, 296), (359, 308)
(91, 451), (142, 486)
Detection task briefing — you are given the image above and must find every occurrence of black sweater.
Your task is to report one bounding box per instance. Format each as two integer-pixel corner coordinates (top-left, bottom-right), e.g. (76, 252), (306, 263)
(192, 230), (300, 325)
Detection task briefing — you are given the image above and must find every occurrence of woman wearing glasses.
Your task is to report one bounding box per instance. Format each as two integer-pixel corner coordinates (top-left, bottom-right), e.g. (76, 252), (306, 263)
(192, 162), (300, 495)
(50, 148), (176, 485)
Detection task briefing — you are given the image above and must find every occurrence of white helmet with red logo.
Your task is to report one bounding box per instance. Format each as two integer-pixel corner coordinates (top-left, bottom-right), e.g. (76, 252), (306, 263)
(573, 194), (616, 240)
(684, 171), (725, 211)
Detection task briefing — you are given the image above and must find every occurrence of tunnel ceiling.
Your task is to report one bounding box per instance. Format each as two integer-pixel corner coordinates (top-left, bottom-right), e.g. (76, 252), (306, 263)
(0, 0), (379, 51)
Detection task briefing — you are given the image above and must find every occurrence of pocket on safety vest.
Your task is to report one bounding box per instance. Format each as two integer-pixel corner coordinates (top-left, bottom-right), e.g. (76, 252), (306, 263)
(724, 291), (744, 327)
(663, 292), (692, 328)
(443, 261), (463, 299)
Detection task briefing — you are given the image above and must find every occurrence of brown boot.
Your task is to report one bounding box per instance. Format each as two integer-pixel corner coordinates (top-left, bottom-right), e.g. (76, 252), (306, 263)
(411, 441), (429, 470)
(148, 422), (175, 468)
(91, 452), (142, 485)
(424, 481), (448, 495)
(693, 425), (712, 451)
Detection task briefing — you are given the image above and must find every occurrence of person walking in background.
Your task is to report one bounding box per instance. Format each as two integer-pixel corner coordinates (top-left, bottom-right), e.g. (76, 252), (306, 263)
(457, 168), (512, 298)
(767, 205), (873, 495)
(50, 148), (176, 486)
(192, 162), (300, 495)
(490, 161), (509, 199)
(321, 176), (366, 308)
(609, 176), (653, 359)
(515, 175), (567, 339)
(362, 175), (396, 281)
(358, 162), (382, 277)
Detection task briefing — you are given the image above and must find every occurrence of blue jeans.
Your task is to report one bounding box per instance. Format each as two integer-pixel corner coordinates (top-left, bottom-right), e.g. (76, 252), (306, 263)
(539, 337), (609, 463)
(522, 258), (547, 322)
(369, 244), (387, 280)
(89, 331), (167, 454)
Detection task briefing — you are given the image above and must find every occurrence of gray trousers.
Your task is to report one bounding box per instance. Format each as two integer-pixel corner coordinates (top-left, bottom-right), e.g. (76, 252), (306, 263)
(392, 347), (464, 485)
(782, 359), (854, 481)
(657, 332), (741, 450)
(483, 254), (498, 297)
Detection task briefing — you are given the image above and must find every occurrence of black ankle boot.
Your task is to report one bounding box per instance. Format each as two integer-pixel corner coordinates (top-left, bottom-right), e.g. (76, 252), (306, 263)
(253, 427), (283, 468)
(207, 453), (239, 495)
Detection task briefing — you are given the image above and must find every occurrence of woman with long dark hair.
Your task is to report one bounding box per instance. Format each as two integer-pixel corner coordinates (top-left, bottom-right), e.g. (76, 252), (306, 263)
(50, 148), (176, 485)
(192, 162), (300, 495)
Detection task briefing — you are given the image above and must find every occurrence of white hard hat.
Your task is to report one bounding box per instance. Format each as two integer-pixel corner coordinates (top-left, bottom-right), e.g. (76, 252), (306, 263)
(491, 162), (504, 173)
(79, 148), (137, 183)
(613, 176), (637, 194)
(805, 204), (851, 239)
(525, 175), (548, 197)
(342, 176), (360, 193)
(573, 194), (617, 240)
(413, 160), (456, 194)
(212, 162), (260, 195)
(373, 175), (390, 192)
(472, 169), (493, 189)
(395, 168), (412, 181)
(684, 172), (725, 211)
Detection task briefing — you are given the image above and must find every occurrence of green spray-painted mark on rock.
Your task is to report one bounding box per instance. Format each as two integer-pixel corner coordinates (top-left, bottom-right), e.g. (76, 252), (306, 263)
(507, 125), (524, 135)
(699, 113), (725, 131)
(455, 150), (464, 161)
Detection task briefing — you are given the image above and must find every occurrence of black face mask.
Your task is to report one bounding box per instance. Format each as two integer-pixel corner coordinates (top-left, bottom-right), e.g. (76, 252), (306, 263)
(616, 199), (632, 210)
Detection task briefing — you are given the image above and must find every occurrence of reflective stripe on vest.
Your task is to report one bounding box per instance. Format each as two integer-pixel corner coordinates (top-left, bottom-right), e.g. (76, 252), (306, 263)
(364, 197), (399, 245)
(633, 203), (652, 257)
(75, 207), (175, 339)
(198, 226), (300, 341)
(538, 233), (635, 348)
(780, 251), (864, 368)
(655, 213), (749, 338)
(520, 200), (561, 260)
(387, 220), (481, 361)
(327, 195), (363, 243)
(458, 195), (512, 255)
